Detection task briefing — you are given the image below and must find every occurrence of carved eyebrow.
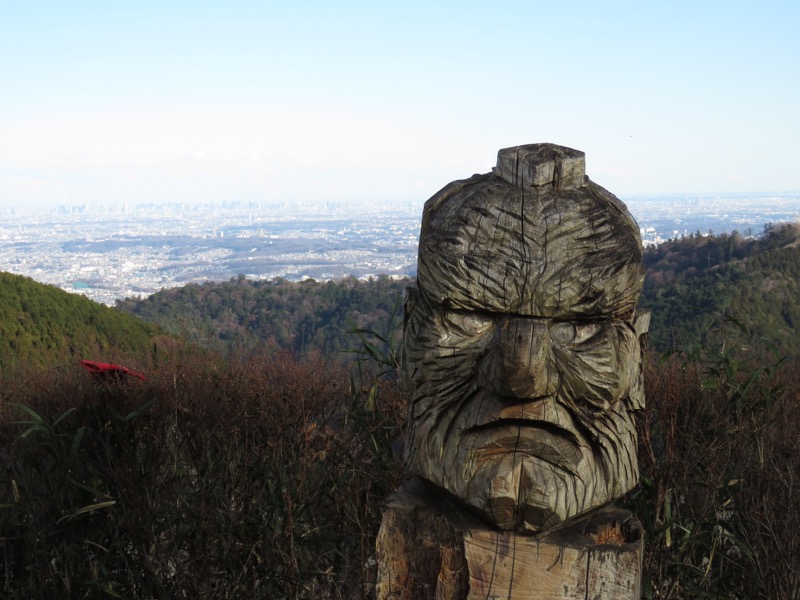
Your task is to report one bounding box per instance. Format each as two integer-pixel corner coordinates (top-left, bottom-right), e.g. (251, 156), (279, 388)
(439, 305), (624, 324)
(428, 287), (635, 323)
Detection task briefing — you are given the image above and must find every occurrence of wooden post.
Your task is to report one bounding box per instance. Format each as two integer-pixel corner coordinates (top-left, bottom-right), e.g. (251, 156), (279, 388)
(388, 144), (648, 597)
(376, 479), (643, 600)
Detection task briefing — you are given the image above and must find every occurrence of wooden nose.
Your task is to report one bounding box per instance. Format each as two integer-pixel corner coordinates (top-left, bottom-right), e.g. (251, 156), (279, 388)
(500, 319), (555, 398)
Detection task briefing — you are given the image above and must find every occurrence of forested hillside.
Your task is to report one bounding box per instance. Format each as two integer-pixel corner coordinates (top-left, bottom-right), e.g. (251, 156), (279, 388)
(118, 223), (800, 360)
(0, 272), (161, 370)
(639, 223), (800, 356)
(117, 275), (408, 357)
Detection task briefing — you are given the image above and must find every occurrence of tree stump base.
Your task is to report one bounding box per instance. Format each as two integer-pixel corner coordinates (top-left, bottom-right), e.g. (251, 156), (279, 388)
(376, 478), (643, 600)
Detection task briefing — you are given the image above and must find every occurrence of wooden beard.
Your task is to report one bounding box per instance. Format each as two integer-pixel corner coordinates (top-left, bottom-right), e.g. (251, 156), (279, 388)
(403, 145), (649, 534)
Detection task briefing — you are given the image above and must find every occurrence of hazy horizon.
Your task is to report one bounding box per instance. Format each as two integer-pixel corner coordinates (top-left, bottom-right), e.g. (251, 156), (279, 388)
(3, 190), (800, 214)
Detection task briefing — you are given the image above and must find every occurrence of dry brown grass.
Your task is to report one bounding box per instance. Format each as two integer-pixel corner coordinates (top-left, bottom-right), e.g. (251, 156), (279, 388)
(0, 348), (407, 599)
(2, 337), (799, 599)
(632, 346), (800, 599)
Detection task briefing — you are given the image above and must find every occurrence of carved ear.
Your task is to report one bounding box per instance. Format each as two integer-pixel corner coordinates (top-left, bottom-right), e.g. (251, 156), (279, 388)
(634, 310), (650, 339)
(628, 310), (650, 410)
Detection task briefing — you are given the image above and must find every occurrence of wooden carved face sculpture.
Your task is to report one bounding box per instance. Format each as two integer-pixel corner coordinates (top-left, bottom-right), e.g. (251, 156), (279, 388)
(404, 144), (649, 533)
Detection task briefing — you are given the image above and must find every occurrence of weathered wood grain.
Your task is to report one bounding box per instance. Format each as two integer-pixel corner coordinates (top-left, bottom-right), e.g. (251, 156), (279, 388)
(376, 478), (643, 600)
(402, 143), (649, 534)
(380, 144), (647, 597)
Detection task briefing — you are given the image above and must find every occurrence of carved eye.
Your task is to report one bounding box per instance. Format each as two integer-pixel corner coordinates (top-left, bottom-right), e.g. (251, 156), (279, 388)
(549, 322), (576, 345)
(550, 321), (606, 346)
(572, 322), (606, 345)
(442, 311), (494, 336)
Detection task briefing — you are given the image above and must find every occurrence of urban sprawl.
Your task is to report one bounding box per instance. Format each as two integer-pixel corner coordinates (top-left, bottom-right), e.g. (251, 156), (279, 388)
(1, 193), (799, 306)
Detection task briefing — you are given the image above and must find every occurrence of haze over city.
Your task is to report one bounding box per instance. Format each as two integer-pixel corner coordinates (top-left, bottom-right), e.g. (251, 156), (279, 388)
(1, 0), (798, 211)
(1, 191), (797, 305)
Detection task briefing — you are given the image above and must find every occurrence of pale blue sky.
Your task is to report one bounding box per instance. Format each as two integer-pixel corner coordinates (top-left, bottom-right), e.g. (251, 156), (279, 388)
(1, 0), (798, 208)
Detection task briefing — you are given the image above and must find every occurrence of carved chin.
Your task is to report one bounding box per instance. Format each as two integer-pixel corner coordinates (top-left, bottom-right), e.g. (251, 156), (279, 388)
(464, 449), (597, 533)
(407, 407), (639, 534)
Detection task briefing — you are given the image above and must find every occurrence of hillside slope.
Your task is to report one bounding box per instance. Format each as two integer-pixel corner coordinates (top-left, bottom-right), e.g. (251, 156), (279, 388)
(640, 223), (800, 356)
(0, 271), (161, 370)
(117, 223), (800, 360)
(117, 275), (408, 357)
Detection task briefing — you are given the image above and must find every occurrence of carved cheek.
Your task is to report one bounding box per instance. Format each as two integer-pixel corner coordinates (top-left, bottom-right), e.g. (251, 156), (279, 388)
(405, 309), (490, 392)
(552, 329), (629, 410)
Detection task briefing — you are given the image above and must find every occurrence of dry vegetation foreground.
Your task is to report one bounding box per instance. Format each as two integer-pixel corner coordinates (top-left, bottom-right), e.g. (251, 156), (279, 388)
(1, 342), (799, 599)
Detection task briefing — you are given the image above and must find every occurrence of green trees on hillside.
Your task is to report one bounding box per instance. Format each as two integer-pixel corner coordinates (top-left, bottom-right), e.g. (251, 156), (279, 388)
(117, 223), (800, 361)
(8, 221), (800, 369)
(117, 275), (408, 358)
(640, 223), (800, 356)
(0, 273), (160, 371)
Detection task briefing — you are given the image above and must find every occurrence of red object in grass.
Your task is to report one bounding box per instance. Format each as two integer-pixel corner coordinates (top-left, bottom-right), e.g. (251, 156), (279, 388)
(80, 360), (146, 382)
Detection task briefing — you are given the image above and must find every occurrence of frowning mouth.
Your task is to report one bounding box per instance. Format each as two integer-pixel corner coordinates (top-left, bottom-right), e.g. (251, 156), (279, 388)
(464, 419), (584, 471)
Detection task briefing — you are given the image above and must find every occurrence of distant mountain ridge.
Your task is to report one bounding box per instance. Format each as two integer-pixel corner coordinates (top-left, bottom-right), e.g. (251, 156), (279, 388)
(0, 271), (161, 371)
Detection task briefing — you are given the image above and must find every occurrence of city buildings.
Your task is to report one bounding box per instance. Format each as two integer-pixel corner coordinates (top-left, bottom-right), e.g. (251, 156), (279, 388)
(2, 194), (799, 306)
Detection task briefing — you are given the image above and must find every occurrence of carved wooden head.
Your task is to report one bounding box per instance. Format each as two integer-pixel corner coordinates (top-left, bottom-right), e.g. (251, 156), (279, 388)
(404, 144), (649, 533)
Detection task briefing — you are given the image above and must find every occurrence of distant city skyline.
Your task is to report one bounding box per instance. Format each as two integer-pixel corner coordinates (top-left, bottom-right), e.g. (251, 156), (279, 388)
(1, 1), (799, 209)
(3, 192), (799, 305)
